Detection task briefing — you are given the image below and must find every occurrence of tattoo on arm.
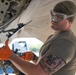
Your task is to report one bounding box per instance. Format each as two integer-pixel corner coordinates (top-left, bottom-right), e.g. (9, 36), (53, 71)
(39, 53), (66, 75)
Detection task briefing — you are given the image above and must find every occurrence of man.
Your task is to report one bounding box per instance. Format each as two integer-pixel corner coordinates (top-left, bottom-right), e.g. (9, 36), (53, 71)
(0, 1), (76, 75)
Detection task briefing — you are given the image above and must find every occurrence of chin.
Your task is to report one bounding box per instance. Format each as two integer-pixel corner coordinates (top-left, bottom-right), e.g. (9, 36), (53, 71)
(51, 25), (57, 29)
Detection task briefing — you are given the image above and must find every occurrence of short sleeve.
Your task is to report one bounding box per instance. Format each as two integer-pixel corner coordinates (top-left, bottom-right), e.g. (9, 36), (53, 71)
(50, 39), (76, 63)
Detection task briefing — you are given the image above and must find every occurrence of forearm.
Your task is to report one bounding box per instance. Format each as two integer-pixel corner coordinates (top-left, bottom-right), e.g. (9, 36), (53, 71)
(9, 52), (46, 75)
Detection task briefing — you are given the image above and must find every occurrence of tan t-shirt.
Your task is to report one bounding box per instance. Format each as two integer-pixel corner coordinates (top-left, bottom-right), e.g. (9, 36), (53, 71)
(39, 30), (76, 75)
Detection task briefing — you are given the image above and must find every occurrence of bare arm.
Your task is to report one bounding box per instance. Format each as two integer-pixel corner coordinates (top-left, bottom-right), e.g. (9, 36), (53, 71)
(9, 52), (46, 75)
(9, 52), (66, 75)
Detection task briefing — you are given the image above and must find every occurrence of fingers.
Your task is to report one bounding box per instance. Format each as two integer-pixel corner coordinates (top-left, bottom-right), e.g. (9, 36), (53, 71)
(5, 39), (11, 50)
(5, 39), (9, 46)
(21, 52), (34, 61)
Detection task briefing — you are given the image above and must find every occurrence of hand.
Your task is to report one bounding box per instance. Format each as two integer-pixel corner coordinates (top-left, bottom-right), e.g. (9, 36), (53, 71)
(0, 39), (12, 61)
(20, 52), (35, 61)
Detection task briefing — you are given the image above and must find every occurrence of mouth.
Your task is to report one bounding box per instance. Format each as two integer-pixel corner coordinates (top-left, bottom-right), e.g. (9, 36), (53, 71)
(51, 22), (58, 26)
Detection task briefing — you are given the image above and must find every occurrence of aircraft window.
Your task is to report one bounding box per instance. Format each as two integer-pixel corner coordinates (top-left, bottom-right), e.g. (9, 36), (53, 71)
(9, 38), (43, 55)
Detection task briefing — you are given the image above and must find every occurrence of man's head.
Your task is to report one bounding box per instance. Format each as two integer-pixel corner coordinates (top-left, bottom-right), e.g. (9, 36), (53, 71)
(50, 1), (76, 31)
(53, 1), (76, 23)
